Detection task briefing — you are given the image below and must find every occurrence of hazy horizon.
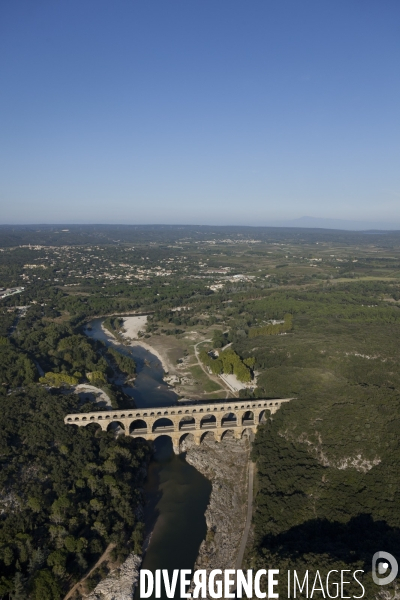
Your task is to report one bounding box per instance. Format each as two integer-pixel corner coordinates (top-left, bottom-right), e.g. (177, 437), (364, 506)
(1, 1), (399, 224)
(2, 216), (400, 232)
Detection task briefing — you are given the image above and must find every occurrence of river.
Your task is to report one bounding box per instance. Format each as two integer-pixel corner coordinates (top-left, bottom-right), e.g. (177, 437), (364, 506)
(84, 318), (211, 598)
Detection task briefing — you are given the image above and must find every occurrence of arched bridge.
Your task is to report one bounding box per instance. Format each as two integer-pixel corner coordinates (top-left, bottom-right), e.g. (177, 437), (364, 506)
(64, 398), (293, 453)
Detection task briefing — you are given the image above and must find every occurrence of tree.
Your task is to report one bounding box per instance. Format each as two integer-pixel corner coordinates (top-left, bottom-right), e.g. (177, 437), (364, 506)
(244, 357), (255, 368)
(39, 372), (79, 387)
(212, 330), (225, 348)
(31, 570), (61, 600)
(11, 572), (26, 600)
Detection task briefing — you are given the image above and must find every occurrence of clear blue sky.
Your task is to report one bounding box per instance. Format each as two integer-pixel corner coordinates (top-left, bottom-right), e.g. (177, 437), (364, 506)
(0, 0), (399, 225)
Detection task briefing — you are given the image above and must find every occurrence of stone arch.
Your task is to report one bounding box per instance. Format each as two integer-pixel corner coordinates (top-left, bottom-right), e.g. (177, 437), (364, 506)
(221, 429), (235, 440)
(153, 432), (173, 442)
(106, 421), (125, 434)
(179, 416), (195, 430)
(258, 409), (269, 423)
(180, 432), (194, 443)
(152, 417), (174, 432)
(200, 414), (216, 429)
(85, 422), (103, 434)
(221, 412), (237, 426)
(129, 419), (148, 435)
(241, 427), (253, 439)
(242, 411), (254, 424)
(133, 436), (148, 445)
(179, 432), (194, 451)
(200, 431), (215, 443)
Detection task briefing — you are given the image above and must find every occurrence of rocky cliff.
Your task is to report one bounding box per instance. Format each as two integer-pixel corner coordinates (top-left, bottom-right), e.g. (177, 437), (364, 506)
(183, 432), (250, 572)
(84, 553), (141, 600)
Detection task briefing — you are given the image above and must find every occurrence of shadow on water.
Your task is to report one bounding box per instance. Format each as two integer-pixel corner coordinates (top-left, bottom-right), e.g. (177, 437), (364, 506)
(141, 437), (211, 575)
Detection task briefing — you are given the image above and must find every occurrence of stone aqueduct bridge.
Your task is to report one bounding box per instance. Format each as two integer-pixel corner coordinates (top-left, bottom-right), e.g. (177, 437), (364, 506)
(65, 398), (293, 453)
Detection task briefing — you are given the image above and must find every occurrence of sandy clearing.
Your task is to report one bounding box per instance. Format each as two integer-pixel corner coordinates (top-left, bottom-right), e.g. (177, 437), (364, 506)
(121, 315), (148, 340)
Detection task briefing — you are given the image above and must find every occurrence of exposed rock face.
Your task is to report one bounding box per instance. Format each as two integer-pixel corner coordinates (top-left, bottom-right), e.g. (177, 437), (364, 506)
(85, 553), (141, 600)
(183, 433), (250, 572)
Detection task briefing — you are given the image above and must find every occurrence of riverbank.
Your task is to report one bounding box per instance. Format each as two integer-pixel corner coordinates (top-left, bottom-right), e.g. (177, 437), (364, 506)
(130, 339), (176, 375)
(95, 322), (175, 377)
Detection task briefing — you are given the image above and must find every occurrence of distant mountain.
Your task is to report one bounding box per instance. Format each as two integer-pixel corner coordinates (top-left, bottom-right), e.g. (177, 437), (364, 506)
(263, 216), (400, 231)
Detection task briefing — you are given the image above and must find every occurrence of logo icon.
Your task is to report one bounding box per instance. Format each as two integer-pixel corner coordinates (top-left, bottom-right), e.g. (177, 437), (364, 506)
(372, 552), (398, 586)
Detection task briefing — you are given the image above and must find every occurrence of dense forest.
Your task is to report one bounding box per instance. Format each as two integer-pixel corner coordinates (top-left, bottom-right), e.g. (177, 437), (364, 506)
(0, 387), (149, 599)
(234, 287), (400, 597)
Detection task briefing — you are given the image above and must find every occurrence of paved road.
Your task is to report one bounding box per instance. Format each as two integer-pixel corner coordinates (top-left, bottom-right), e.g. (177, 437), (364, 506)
(235, 459), (255, 570)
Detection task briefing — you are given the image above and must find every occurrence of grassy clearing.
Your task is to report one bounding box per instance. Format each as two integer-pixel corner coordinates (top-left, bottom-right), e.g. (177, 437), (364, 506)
(189, 365), (223, 392)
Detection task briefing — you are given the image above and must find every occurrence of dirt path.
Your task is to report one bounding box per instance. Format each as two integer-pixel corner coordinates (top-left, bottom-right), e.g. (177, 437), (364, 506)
(235, 460), (255, 570)
(63, 543), (115, 600)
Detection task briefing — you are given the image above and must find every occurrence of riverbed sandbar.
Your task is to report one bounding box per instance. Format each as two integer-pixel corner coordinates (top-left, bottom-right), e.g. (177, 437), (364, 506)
(121, 315), (148, 340)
